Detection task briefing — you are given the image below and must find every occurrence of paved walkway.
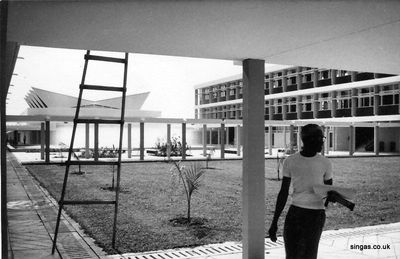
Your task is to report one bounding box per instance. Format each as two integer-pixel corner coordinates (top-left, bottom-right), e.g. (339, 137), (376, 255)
(6, 151), (400, 259)
(7, 152), (106, 259)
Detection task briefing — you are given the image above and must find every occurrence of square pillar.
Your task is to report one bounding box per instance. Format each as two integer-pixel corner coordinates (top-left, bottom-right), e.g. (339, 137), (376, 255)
(40, 122), (45, 160)
(45, 120), (50, 163)
(220, 123), (225, 159)
(242, 59), (265, 259)
(289, 125), (294, 153)
(297, 126), (302, 152)
(127, 123), (132, 158)
(283, 126), (287, 148)
(167, 124), (171, 159)
(268, 126), (273, 156)
(296, 96), (302, 119)
(325, 126), (330, 155)
(140, 122), (144, 161)
(94, 123), (99, 161)
(331, 92), (337, 118)
(374, 85), (379, 115)
(321, 126), (325, 156)
(181, 123), (186, 160)
(374, 125), (380, 155)
(351, 89), (358, 116)
(85, 123), (90, 159)
(349, 125), (355, 156)
(236, 125), (241, 156)
(202, 124), (207, 157)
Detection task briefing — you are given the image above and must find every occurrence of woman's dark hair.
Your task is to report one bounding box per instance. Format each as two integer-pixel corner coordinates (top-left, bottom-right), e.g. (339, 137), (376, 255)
(301, 124), (323, 143)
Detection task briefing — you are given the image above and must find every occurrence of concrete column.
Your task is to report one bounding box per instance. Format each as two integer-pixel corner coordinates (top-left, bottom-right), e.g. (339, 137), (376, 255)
(283, 126), (287, 148)
(297, 126), (301, 152)
(167, 124), (171, 159)
(332, 127), (337, 151)
(94, 123), (99, 161)
(236, 125), (241, 156)
(351, 89), (358, 116)
(313, 70), (319, 87)
(321, 126), (325, 156)
(325, 126), (330, 155)
(220, 123), (225, 159)
(40, 122), (45, 160)
(296, 67), (302, 90)
(313, 94), (319, 118)
(289, 125), (294, 153)
(202, 124), (207, 156)
(85, 123), (90, 159)
(268, 125), (273, 155)
(127, 123), (132, 158)
(140, 122), (144, 161)
(349, 125), (355, 156)
(331, 92), (337, 118)
(282, 98), (287, 120)
(242, 59), (265, 259)
(374, 85), (379, 115)
(282, 70), (287, 92)
(351, 71), (358, 82)
(45, 120), (50, 163)
(182, 123), (186, 160)
(297, 96), (302, 119)
(331, 69), (337, 84)
(374, 125), (380, 155)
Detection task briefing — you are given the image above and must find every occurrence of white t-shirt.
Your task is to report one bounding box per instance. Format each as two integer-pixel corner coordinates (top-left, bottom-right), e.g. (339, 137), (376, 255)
(283, 152), (333, 210)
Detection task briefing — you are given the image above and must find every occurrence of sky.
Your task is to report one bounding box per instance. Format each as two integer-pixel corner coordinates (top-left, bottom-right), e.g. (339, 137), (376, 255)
(7, 45), (284, 118)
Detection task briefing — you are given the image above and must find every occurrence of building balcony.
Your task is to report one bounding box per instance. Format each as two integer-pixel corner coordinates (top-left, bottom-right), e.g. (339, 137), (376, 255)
(211, 98), (218, 103)
(335, 108), (351, 117)
(200, 99), (210, 105)
(356, 72), (374, 81)
(356, 107), (374, 116)
(272, 114), (283, 120)
(220, 96), (226, 102)
(286, 112), (297, 120)
(375, 73), (395, 78)
(317, 110), (331, 118)
(318, 78), (332, 87)
(378, 105), (399, 115)
(286, 84), (298, 92)
(300, 81), (314, 90)
(272, 87), (283, 94)
(264, 89), (270, 95)
(264, 114), (269, 120)
(301, 111), (314, 119)
(335, 75), (351, 84)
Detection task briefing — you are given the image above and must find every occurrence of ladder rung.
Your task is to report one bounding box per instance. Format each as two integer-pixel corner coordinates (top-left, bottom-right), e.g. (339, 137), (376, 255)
(80, 84), (125, 92)
(66, 161), (119, 166)
(75, 119), (123, 124)
(85, 54), (126, 64)
(63, 200), (116, 205)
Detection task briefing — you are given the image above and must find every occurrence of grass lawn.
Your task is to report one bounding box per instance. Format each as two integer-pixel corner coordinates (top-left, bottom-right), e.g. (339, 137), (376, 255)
(26, 156), (400, 254)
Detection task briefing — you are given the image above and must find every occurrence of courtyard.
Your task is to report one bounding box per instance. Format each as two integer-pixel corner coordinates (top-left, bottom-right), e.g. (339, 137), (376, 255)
(23, 156), (400, 255)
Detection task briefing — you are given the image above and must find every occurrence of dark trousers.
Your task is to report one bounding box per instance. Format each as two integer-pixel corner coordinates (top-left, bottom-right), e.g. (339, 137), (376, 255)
(283, 205), (326, 259)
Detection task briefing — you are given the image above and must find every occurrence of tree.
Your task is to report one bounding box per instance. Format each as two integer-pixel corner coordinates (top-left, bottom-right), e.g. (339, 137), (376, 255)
(170, 161), (205, 223)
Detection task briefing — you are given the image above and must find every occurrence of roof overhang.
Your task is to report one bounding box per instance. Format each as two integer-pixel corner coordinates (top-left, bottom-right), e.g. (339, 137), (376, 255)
(6, 1), (400, 74)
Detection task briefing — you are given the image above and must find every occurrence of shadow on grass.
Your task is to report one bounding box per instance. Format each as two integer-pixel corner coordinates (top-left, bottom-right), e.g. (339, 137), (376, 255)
(168, 217), (213, 239)
(100, 185), (131, 194)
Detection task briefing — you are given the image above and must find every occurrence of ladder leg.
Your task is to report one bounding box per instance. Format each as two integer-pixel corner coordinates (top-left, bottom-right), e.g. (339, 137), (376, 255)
(52, 164), (71, 254)
(112, 52), (128, 249)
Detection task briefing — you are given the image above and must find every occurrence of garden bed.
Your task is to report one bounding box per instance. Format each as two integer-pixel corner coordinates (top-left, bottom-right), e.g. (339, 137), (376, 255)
(25, 157), (400, 254)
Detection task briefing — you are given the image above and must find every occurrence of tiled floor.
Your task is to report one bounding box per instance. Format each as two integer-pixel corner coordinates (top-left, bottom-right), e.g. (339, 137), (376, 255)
(7, 151), (400, 259)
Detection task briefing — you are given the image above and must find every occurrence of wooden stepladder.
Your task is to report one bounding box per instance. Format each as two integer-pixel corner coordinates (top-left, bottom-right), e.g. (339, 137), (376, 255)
(52, 50), (128, 253)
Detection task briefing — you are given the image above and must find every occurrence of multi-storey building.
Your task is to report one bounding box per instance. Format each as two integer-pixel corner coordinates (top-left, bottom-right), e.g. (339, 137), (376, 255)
(194, 66), (400, 153)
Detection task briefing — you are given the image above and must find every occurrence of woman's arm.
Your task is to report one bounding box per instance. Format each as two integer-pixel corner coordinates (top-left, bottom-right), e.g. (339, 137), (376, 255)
(268, 176), (291, 242)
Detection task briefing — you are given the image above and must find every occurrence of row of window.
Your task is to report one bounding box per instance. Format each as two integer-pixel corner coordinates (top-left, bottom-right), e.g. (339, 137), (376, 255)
(199, 92), (399, 118)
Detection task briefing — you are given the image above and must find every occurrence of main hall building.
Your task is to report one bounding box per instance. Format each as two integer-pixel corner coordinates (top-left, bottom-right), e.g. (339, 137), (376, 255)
(194, 66), (400, 154)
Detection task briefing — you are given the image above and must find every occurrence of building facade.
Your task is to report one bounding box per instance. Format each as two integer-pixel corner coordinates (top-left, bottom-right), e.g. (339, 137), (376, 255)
(194, 66), (400, 153)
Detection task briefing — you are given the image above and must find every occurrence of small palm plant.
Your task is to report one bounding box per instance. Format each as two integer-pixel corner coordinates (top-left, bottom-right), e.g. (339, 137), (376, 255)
(171, 161), (205, 223)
